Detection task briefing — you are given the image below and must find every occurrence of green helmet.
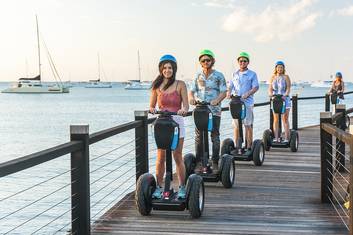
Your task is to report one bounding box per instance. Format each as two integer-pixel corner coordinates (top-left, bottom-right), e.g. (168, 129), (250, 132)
(237, 52), (250, 61)
(199, 49), (215, 60)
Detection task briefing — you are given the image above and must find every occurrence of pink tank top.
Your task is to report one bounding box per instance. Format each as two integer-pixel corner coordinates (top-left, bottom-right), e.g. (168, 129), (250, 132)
(157, 82), (182, 112)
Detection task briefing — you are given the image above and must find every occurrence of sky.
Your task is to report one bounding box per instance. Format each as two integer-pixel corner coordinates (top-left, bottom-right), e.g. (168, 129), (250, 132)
(0, 0), (352, 83)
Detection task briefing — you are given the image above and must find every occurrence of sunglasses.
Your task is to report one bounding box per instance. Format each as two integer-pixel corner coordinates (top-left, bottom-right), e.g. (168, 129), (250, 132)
(200, 59), (211, 63)
(239, 60), (248, 63)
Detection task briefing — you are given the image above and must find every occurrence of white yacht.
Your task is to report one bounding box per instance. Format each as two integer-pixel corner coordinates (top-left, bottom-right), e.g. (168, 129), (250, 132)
(85, 79), (112, 88)
(125, 50), (151, 90)
(1, 16), (69, 94)
(310, 80), (332, 88)
(2, 76), (69, 93)
(125, 80), (151, 90)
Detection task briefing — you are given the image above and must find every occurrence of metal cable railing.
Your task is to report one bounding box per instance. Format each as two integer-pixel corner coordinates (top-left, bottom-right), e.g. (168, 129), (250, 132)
(321, 109), (353, 234)
(2, 92), (353, 234)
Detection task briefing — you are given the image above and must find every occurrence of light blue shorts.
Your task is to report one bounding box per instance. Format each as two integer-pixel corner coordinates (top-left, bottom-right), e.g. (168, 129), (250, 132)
(285, 96), (291, 109)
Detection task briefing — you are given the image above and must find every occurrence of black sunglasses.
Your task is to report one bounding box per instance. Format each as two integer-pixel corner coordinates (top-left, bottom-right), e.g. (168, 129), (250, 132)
(200, 59), (211, 63)
(239, 60), (248, 63)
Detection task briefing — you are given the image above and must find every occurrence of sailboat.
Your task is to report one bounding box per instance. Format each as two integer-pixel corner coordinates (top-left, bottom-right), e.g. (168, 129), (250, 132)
(125, 50), (151, 90)
(2, 16), (69, 94)
(85, 54), (112, 88)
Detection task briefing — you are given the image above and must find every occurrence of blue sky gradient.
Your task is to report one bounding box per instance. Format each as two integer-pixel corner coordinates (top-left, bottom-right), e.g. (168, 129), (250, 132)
(0, 0), (352, 83)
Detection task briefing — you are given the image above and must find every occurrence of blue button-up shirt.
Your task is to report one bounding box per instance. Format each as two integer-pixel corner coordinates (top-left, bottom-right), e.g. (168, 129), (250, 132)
(229, 69), (259, 106)
(190, 70), (227, 116)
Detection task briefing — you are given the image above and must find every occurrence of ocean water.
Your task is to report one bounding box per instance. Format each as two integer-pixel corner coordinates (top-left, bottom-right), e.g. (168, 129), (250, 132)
(0, 82), (352, 234)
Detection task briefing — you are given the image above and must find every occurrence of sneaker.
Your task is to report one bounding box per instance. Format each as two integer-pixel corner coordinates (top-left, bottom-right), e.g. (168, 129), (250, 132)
(152, 186), (162, 199)
(194, 161), (202, 174)
(283, 139), (289, 144)
(177, 185), (186, 199)
(212, 161), (219, 173)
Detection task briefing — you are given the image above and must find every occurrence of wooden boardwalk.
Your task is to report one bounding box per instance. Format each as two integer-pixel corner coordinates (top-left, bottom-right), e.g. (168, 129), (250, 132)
(92, 126), (347, 235)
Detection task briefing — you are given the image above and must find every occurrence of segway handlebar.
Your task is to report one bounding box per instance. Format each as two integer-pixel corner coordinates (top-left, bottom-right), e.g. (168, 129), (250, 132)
(195, 101), (211, 105)
(149, 110), (178, 116)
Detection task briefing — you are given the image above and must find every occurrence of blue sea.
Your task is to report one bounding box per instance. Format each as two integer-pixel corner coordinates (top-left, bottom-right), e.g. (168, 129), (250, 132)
(0, 81), (352, 234)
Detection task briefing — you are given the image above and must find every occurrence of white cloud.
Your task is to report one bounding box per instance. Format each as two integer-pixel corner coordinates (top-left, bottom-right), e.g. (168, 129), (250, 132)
(204, 0), (235, 9)
(332, 5), (353, 16)
(222, 0), (321, 42)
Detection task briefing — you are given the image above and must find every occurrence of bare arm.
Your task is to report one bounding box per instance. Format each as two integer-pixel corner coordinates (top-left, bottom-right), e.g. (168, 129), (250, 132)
(188, 91), (196, 105)
(268, 75), (274, 97)
(341, 81), (345, 93)
(328, 83), (334, 94)
(149, 88), (158, 113)
(284, 75), (291, 96)
(211, 92), (226, 105)
(178, 81), (189, 115)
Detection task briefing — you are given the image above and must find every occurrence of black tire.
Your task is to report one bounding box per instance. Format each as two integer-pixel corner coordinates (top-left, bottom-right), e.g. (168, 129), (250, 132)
(252, 139), (265, 166)
(186, 174), (204, 218)
(262, 129), (272, 151)
(184, 153), (196, 184)
(346, 115), (350, 129)
(135, 173), (156, 216)
(290, 130), (299, 152)
(221, 138), (235, 156)
(221, 154), (235, 188)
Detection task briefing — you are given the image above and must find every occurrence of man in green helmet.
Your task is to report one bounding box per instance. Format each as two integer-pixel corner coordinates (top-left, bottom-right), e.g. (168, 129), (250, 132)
(227, 52), (259, 154)
(189, 49), (227, 173)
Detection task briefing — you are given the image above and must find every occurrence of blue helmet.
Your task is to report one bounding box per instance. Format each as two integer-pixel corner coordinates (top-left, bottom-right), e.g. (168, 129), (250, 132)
(159, 54), (177, 64)
(275, 61), (285, 67)
(336, 72), (342, 77)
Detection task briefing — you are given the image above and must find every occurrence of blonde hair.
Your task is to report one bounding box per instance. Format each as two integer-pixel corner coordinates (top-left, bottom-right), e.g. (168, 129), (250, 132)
(273, 65), (286, 76)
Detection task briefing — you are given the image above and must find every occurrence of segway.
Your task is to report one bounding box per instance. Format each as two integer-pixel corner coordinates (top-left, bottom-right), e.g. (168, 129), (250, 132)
(221, 96), (265, 166)
(262, 94), (299, 152)
(331, 91), (350, 128)
(183, 101), (235, 188)
(135, 111), (204, 218)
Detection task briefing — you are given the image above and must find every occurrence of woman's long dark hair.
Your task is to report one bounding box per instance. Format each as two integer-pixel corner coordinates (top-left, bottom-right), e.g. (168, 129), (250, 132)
(151, 60), (177, 90)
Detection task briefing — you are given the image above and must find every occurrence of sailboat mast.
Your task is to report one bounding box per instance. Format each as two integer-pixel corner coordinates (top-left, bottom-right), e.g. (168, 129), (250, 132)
(98, 53), (101, 81)
(137, 50), (141, 82)
(36, 15), (41, 83)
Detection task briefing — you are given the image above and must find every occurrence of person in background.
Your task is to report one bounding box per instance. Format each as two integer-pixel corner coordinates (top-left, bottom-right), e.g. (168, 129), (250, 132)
(227, 52), (259, 153)
(189, 49), (227, 173)
(268, 61), (291, 143)
(328, 72), (345, 103)
(149, 54), (189, 199)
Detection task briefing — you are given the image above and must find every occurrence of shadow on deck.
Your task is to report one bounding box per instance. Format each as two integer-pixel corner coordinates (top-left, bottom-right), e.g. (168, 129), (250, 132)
(92, 126), (347, 235)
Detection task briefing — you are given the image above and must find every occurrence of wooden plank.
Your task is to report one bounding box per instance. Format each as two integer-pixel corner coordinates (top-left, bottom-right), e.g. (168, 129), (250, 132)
(92, 126), (348, 235)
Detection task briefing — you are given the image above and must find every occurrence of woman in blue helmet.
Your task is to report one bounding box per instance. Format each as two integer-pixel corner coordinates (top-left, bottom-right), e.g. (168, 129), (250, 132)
(268, 61), (292, 143)
(328, 72), (345, 102)
(149, 54), (189, 199)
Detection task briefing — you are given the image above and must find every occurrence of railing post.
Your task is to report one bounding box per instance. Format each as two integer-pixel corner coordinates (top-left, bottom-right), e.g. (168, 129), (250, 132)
(320, 112), (333, 203)
(292, 94), (298, 130)
(349, 141), (353, 235)
(335, 104), (346, 173)
(270, 98), (273, 133)
(70, 125), (90, 235)
(135, 110), (149, 182)
(325, 93), (330, 112)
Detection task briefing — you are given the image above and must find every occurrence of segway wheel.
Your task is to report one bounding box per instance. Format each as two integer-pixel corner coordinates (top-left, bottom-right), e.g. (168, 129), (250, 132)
(346, 115), (350, 128)
(184, 153), (196, 184)
(221, 154), (235, 188)
(186, 174), (204, 218)
(262, 129), (272, 151)
(135, 173), (156, 216)
(252, 139), (265, 166)
(221, 138), (235, 156)
(290, 130), (299, 152)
